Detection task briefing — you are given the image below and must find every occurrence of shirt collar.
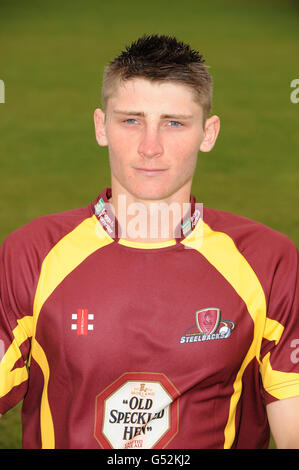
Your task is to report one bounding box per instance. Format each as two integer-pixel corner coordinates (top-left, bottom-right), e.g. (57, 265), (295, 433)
(92, 188), (202, 245)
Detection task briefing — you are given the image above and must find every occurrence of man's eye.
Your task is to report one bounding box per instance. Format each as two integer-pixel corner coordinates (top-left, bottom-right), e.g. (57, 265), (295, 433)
(168, 121), (183, 127)
(123, 119), (138, 124)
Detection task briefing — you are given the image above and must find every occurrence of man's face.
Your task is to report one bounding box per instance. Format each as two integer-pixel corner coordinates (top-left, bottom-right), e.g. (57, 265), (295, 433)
(94, 78), (219, 202)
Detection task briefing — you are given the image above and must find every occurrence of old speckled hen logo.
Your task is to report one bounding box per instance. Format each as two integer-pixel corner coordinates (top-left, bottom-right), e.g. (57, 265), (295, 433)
(94, 372), (180, 449)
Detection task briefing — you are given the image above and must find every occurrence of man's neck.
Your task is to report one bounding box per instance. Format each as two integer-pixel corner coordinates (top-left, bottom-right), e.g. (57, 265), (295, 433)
(108, 185), (192, 243)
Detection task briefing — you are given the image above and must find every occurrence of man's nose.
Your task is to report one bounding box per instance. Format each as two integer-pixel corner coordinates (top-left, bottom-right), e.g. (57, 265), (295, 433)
(137, 127), (163, 158)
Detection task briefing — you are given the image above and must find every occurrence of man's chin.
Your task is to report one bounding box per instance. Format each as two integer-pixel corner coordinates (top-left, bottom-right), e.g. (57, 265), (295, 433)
(128, 188), (174, 202)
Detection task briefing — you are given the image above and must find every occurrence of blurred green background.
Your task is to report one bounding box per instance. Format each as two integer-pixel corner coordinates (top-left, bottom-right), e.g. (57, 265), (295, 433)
(0, 0), (298, 449)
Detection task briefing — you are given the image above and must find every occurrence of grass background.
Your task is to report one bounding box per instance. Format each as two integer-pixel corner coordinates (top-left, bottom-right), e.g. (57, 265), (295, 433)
(0, 0), (298, 449)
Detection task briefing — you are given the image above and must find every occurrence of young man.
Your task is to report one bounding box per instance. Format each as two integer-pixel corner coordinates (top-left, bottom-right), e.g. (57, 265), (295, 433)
(0, 35), (299, 449)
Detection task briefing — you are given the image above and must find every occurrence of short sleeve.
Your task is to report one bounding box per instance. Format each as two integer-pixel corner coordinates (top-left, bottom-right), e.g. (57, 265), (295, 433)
(260, 240), (299, 404)
(0, 236), (33, 414)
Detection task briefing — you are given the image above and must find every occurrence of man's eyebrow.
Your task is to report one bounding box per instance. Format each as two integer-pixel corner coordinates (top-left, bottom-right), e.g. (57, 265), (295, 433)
(113, 110), (145, 117)
(113, 110), (193, 119)
(161, 113), (193, 120)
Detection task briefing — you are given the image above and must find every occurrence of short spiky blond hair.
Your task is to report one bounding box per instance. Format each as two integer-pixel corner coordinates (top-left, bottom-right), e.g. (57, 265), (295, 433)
(101, 34), (213, 122)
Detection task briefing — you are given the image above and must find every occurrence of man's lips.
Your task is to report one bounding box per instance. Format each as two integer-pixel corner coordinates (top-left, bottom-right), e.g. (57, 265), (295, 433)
(133, 167), (168, 176)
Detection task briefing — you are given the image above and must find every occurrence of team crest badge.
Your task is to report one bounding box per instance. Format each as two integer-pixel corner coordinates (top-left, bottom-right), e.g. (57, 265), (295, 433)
(196, 308), (221, 335)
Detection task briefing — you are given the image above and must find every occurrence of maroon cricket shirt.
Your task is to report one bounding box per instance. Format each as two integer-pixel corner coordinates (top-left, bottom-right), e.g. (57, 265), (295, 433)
(0, 188), (298, 449)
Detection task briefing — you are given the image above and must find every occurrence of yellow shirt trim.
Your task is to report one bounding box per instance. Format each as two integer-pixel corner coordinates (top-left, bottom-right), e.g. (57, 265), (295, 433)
(0, 316), (33, 398)
(261, 352), (299, 400)
(31, 215), (113, 448)
(118, 238), (176, 249)
(182, 221), (267, 448)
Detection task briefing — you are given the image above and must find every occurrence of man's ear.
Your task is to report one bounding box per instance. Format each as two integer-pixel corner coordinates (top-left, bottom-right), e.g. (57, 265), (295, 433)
(94, 108), (108, 147)
(199, 115), (220, 153)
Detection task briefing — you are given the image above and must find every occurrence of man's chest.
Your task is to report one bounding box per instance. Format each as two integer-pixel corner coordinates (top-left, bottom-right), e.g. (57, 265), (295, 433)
(35, 247), (254, 387)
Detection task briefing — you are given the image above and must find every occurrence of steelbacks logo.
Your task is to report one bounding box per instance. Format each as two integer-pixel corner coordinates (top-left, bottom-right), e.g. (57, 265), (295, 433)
(180, 308), (236, 344)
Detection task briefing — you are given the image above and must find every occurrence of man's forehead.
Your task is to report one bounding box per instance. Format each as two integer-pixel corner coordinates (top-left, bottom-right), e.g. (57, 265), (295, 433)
(107, 77), (202, 115)
(114, 77), (194, 97)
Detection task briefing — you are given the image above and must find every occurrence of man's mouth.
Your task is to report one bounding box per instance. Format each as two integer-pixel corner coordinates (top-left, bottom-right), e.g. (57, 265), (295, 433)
(133, 167), (168, 176)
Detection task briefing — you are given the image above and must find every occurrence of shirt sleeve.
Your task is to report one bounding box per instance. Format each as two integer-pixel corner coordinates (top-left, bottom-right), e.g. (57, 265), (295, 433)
(260, 239), (299, 404)
(0, 235), (34, 414)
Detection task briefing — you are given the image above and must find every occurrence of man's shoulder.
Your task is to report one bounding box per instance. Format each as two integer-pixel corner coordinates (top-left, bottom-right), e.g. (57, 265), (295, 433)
(1, 202), (94, 259)
(203, 205), (297, 257)
(0, 201), (97, 315)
